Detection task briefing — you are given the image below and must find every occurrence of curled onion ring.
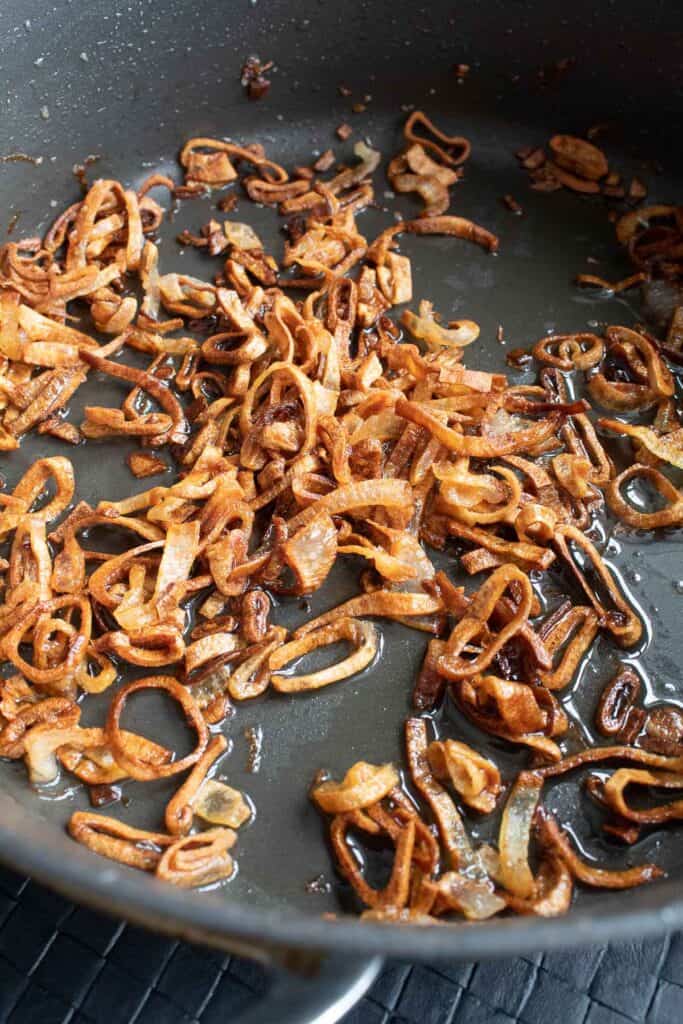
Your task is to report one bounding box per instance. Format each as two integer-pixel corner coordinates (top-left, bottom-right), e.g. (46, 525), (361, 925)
(270, 618), (378, 692)
(105, 676), (208, 781)
(606, 464), (683, 529)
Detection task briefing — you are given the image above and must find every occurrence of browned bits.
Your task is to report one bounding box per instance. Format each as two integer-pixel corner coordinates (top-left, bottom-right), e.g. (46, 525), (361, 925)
(519, 147), (546, 171)
(89, 784), (121, 808)
(595, 668), (642, 739)
(313, 149), (336, 173)
(336, 122), (353, 141)
(240, 55), (273, 101)
(126, 451), (167, 478)
(506, 347), (533, 368)
(502, 194), (523, 215)
(244, 725), (263, 773)
(72, 154), (100, 193)
(547, 162), (601, 194)
(241, 589), (271, 644)
(629, 177), (648, 200)
(216, 193), (238, 213)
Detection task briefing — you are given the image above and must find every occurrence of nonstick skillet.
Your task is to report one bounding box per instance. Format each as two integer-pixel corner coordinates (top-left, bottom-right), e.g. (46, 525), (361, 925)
(1, 0), (682, 1020)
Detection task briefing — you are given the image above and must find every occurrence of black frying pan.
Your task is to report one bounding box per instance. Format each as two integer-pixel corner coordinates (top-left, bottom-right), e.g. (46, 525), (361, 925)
(1, 0), (682, 1019)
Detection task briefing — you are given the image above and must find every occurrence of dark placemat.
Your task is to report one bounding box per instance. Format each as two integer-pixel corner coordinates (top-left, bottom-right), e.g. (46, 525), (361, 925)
(0, 866), (680, 1024)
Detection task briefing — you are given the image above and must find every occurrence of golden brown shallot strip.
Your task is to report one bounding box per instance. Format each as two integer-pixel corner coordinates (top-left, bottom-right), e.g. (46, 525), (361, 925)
(427, 740), (500, 814)
(552, 525), (642, 648)
(270, 618), (377, 692)
(537, 746), (683, 780)
(405, 717), (478, 872)
(79, 349), (189, 444)
(615, 204), (678, 245)
(456, 675), (567, 761)
(602, 769), (683, 824)
(595, 667), (642, 740)
(180, 137), (287, 185)
(599, 418), (683, 470)
(165, 735), (228, 835)
(312, 762), (400, 814)
(330, 812), (415, 911)
(396, 398), (559, 459)
(538, 813), (663, 888)
(3, 595), (91, 686)
(193, 780), (251, 829)
(402, 304), (479, 350)
(537, 605), (600, 690)
(0, 457), (75, 539)
(106, 676), (208, 781)
(606, 464), (683, 529)
(58, 729), (171, 785)
(127, 451), (167, 478)
(561, 412), (614, 488)
(502, 855), (574, 918)
(294, 591), (442, 637)
(438, 564), (533, 679)
(68, 812), (174, 871)
(225, 629), (285, 702)
(588, 374), (656, 412)
(532, 333), (604, 371)
(575, 272), (647, 293)
(606, 326), (674, 398)
(281, 512), (338, 593)
(156, 828), (237, 888)
(404, 111), (471, 168)
(548, 135), (608, 181)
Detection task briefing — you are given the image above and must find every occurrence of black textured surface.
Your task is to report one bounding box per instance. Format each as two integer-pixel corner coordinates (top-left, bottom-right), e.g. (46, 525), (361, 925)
(0, 868), (681, 1023)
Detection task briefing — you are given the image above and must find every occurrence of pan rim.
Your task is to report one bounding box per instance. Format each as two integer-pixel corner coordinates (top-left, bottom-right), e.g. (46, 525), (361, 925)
(2, 813), (682, 960)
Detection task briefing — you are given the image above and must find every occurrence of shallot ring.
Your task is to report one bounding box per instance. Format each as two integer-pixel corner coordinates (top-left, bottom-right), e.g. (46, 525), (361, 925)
(106, 676), (208, 781)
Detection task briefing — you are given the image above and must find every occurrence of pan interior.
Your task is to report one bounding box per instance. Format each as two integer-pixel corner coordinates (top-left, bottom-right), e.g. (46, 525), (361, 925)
(1, 0), (682, 938)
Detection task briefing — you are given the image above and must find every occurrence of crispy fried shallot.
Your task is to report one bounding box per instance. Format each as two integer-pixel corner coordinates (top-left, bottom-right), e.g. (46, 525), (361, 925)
(1, 120), (678, 916)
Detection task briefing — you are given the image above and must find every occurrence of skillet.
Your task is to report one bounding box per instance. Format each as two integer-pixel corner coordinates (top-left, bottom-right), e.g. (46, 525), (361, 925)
(1, 0), (682, 1019)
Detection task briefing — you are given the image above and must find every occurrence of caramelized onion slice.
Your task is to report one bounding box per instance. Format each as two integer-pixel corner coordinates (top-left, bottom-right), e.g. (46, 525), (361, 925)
(539, 813), (662, 888)
(553, 524), (642, 648)
(270, 618), (377, 692)
(498, 771), (543, 898)
(106, 676), (208, 781)
(405, 717), (478, 872)
(156, 828), (237, 888)
(164, 735), (228, 836)
(294, 591), (442, 637)
(606, 464), (683, 529)
(599, 418), (683, 470)
(68, 812), (173, 871)
(438, 564), (532, 679)
(312, 762), (399, 813)
(603, 769), (683, 824)
(427, 739), (500, 813)
(402, 302), (479, 350)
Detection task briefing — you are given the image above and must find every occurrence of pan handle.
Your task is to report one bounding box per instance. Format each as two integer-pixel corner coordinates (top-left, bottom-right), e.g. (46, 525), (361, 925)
(235, 952), (383, 1024)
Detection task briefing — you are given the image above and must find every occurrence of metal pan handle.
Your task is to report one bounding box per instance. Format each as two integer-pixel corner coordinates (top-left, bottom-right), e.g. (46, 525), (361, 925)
(236, 953), (382, 1024)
